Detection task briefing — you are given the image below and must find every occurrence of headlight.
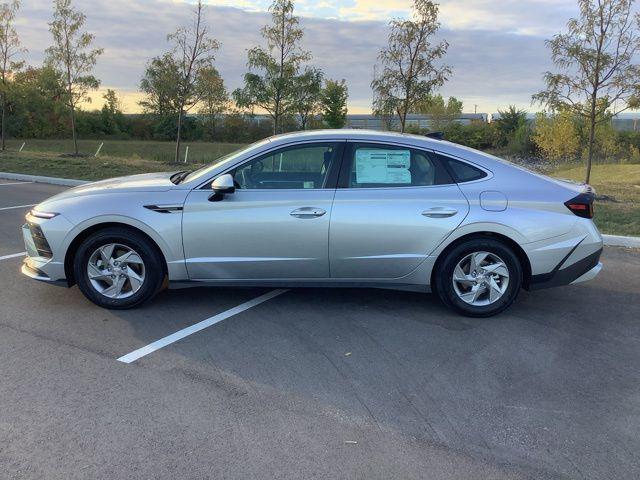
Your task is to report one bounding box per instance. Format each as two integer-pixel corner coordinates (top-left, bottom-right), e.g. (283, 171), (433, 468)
(28, 209), (59, 220)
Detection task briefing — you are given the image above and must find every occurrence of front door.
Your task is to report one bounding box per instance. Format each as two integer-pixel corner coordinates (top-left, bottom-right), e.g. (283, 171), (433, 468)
(182, 142), (343, 280)
(329, 142), (470, 279)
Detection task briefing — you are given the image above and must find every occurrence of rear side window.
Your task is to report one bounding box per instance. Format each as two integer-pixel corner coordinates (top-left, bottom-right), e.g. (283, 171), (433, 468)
(345, 143), (453, 188)
(433, 153), (487, 183)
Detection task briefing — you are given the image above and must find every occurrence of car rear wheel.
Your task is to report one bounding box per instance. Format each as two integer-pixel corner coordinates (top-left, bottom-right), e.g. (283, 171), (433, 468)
(73, 227), (165, 309)
(435, 238), (522, 317)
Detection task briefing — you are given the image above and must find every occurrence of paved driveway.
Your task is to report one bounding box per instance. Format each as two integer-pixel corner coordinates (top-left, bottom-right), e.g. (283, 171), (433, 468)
(1, 180), (639, 479)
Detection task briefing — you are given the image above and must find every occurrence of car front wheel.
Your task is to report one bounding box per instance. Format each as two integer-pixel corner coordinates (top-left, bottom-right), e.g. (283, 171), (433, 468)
(435, 238), (522, 317)
(73, 227), (165, 309)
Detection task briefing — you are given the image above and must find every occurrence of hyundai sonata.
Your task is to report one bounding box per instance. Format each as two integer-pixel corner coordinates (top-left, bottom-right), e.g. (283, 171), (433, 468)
(21, 130), (603, 316)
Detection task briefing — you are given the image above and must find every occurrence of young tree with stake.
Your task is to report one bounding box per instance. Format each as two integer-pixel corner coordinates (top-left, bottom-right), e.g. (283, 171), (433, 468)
(46, 0), (102, 156)
(371, 0), (450, 133)
(0, 0), (24, 151)
(233, 0), (311, 135)
(167, 0), (219, 162)
(533, 0), (640, 184)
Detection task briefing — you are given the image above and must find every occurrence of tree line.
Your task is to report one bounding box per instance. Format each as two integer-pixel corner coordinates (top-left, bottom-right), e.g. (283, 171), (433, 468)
(0, 0), (350, 161)
(1, 0), (640, 181)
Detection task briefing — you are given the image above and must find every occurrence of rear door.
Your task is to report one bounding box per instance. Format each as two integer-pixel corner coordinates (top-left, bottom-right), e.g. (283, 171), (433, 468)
(329, 142), (470, 279)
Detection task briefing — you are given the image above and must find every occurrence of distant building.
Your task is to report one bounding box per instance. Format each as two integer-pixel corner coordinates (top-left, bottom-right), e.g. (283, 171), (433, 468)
(345, 113), (488, 131)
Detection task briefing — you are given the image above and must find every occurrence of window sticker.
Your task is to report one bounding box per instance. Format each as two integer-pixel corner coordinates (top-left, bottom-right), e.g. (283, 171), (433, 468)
(355, 149), (411, 184)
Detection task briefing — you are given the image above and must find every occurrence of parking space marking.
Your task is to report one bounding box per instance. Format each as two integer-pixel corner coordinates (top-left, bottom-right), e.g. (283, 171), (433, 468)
(0, 181), (35, 186)
(0, 252), (25, 261)
(0, 204), (36, 211)
(117, 289), (289, 364)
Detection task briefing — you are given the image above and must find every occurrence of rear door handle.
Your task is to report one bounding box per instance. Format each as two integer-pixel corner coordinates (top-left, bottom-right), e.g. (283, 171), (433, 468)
(290, 207), (326, 218)
(422, 207), (458, 218)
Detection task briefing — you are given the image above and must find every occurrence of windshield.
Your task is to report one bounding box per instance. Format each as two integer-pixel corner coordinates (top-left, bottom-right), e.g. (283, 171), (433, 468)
(182, 138), (272, 184)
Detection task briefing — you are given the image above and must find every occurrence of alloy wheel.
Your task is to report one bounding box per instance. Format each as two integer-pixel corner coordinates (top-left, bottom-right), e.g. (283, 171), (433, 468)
(452, 251), (510, 306)
(87, 243), (146, 299)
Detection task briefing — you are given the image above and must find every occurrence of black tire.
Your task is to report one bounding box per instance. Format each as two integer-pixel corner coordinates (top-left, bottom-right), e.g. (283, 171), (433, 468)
(73, 227), (165, 309)
(434, 237), (522, 317)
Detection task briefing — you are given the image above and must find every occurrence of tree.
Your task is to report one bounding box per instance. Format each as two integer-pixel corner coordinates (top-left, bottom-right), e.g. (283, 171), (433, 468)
(46, 0), (103, 155)
(0, 0), (24, 151)
(139, 53), (181, 117)
(321, 79), (348, 129)
(494, 105), (527, 147)
(100, 88), (124, 135)
(533, 0), (640, 183)
(9, 66), (68, 138)
(233, 0), (311, 134)
(197, 65), (228, 140)
(166, 0), (219, 162)
(373, 85), (399, 131)
(415, 94), (462, 130)
(292, 67), (323, 129)
(371, 0), (450, 133)
(533, 111), (581, 162)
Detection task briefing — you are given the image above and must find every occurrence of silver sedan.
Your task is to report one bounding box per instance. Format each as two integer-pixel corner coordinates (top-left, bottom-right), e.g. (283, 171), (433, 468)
(21, 130), (603, 316)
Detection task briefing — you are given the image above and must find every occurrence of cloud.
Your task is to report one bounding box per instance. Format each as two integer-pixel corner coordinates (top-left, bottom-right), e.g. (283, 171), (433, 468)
(17, 0), (561, 113)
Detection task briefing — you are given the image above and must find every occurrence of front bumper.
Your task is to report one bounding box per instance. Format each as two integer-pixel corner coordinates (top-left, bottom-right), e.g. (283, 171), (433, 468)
(21, 222), (67, 285)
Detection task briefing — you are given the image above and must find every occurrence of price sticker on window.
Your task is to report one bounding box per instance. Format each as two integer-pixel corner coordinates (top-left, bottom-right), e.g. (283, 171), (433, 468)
(355, 149), (411, 184)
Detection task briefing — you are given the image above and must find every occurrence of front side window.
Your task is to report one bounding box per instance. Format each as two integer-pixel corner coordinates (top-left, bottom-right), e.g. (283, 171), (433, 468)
(346, 144), (453, 188)
(232, 143), (340, 190)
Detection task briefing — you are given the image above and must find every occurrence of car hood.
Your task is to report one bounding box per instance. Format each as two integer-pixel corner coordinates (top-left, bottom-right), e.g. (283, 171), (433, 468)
(44, 171), (177, 203)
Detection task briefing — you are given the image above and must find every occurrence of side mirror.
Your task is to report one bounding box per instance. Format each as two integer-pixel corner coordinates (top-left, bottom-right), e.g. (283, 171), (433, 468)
(208, 174), (235, 202)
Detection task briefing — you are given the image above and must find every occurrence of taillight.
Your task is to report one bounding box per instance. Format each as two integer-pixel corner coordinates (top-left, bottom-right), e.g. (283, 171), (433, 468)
(565, 192), (595, 219)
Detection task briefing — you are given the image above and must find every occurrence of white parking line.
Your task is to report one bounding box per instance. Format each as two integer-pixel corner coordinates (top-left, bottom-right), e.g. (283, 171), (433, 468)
(117, 289), (289, 364)
(0, 181), (35, 186)
(0, 204), (36, 211)
(0, 252), (26, 261)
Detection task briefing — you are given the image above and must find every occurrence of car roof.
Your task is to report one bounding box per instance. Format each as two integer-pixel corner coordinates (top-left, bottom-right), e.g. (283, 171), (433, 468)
(265, 129), (507, 171)
(267, 129), (443, 148)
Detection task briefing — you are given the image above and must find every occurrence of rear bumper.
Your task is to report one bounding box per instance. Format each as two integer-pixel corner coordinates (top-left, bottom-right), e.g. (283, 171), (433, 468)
(570, 262), (603, 285)
(528, 248), (603, 290)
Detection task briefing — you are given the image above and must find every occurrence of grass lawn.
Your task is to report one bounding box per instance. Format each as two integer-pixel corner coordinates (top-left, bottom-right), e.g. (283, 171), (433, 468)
(0, 151), (206, 181)
(3, 138), (245, 164)
(550, 163), (640, 236)
(1, 141), (638, 236)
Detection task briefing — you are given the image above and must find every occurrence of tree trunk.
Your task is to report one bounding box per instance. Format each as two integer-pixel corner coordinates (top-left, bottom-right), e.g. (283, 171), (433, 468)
(399, 106), (407, 133)
(586, 95), (597, 185)
(70, 104), (78, 156)
(175, 109), (183, 163)
(586, 116), (596, 185)
(273, 113), (278, 135)
(1, 92), (6, 152)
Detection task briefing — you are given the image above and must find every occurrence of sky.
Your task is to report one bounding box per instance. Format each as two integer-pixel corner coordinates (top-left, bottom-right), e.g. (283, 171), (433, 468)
(16, 0), (580, 114)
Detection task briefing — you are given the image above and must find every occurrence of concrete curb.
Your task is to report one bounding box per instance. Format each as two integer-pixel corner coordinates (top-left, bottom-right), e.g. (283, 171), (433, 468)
(602, 235), (640, 249)
(0, 171), (88, 187)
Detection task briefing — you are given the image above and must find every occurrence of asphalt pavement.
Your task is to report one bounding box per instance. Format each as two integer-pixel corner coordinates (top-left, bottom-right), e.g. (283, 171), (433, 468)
(1, 179), (639, 479)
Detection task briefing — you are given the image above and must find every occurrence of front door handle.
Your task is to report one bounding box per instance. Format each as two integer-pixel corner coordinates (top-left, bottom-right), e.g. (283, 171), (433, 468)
(290, 207), (326, 218)
(422, 207), (458, 218)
